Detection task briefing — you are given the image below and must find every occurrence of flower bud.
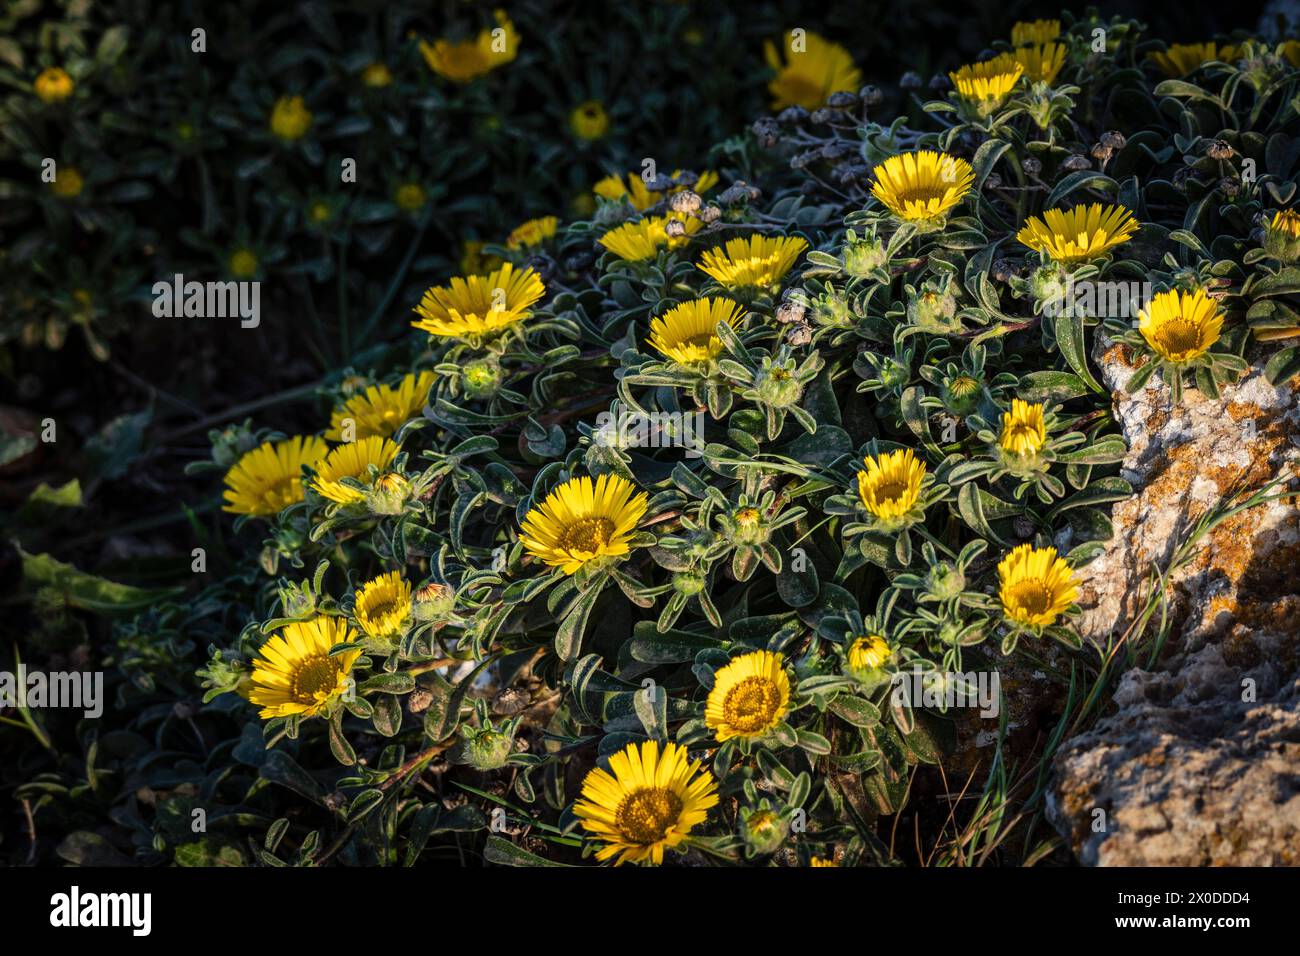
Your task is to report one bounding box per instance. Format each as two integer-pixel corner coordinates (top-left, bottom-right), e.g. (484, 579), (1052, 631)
(412, 582), (457, 622)
(843, 233), (888, 276)
(459, 724), (515, 771)
(367, 472), (411, 515)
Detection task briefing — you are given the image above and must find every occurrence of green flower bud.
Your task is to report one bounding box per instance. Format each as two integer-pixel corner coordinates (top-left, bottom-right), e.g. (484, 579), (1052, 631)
(672, 569), (707, 596)
(842, 232), (887, 276)
(366, 472), (411, 515)
(754, 361), (803, 408)
(741, 807), (789, 855)
(463, 358), (503, 400)
(1029, 262), (1068, 310)
(907, 286), (959, 333)
(459, 725), (515, 771)
(925, 561), (965, 601)
(941, 374), (982, 417)
(412, 582), (457, 622)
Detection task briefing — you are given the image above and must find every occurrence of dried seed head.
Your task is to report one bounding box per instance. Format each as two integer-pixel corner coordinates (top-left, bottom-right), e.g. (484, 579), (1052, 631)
(928, 73), (951, 91)
(1021, 157), (1043, 177)
(1090, 143), (1114, 164)
(777, 105), (809, 124)
(899, 70), (922, 90)
(752, 117), (781, 148)
(859, 84), (884, 106)
(1062, 154), (1091, 172)
(786, 323), (813, 347)
(669, 190), (702, 214)
(698, 203), (722, 223)
(810, 107), (836, 124)
(1206, 139), (1235, 160)
(1219, 176), (1240, 198)
(664, 217), (687, 238)
(827, 90), (859, 109)
(1100, 130), (1127, 150)
(984, 172), (1003, 190)
(776, 295), (807, 324)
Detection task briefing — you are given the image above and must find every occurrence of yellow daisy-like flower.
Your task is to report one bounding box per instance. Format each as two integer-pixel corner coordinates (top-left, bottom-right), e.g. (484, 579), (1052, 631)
(949, 57), (1024, 111)
(1137, 288), (1224, 364)
(997, 544), (1078, 628)
(326, 370), (435, 441)
(1013, 43), (1068, 85)
(763, 30), (861, 110)
(697, 235), (808, 292)
(360, 62), (393, 88)
(810, 856), (840, 867)
(570, 100), (610, 140)
(394, 182), (427, 213)
(705, 650), (791, 742)
(269, 95), (312, 141)
(353, 571), (412, 640)
(1283, 41), (1300, 68)
(648, 297), (746, 365)
(598, 215), (702, 262)
(1016, 203), (1140, 263)
(999, 399), (1047, 457)
(506, 216), (558, 250)
(847, 634), (891, 671)
(1147, 42), (1232, 77)
(222, 435), (330, 516)
(855, 448), (925, 522)
(247, 616), (361, 719)
(1011, 19), (1061, 46)
(411, 263), (545, 338)
(34, 66), (74, 103)
(870, 150), (975, 224)
(460, 239), (503, 276)
(229, 248), (259, 278)
(49, 167), (84, 199)
(309, 436), (401, 506)
(573, 740), (719, 866)
(518, 474), (649, 575)
(594, 170), (721, 211)
(1270, 208), (1300, 240)
(419, 9), (519, 83)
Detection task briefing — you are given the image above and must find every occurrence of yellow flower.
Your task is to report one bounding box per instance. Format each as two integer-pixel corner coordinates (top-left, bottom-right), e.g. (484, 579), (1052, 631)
(573, 740), (719, 866)
(506, 216), (558, 250)
(49, 166), (83, 199)
(222, 435), (330, 516)
(999, 399), (1047, 456)
(419, 9), (519, 83)
(594, 170), (720, 211)
(1270, 208), (1300, 240)
(697, 234), (808, 292)
(1011, 19), (1060, 46)
(1147, 43), (1232, 77)
(870, 150), (975, 224)
(394, 182), (427, 212)
(570, 100), (610, 140)
(229, 248), (259, 278)
(353, 571), (412, 640)
(309, 436), (401, 506)
(411, 263), (545, 338)
(326, 370), (436, 441)
(949, 57), (1024, 111)
(997, 544), (1078, 628)
(34, 66), (74, 103)
(847, 634), (891, 671)
(1013, 42), (1067, 84)
(518, 474), (649, 575)
(360, 62), (393, 88)
(460, 239), (502, 276)
(1137, 288), (1224, 364)
(648, 297), (746, 365)
(810, 856), (839, 867)
(598, 215), (702, 262)
(270, 95), (312, 141)
(705, 650), (791, 742)
(764, 30), (861, 110)
(1016, 203), (1140, 263)
(1283, 41), (1300, 68)
(247, 616), (361, 719)
(855, 448), (925, 522)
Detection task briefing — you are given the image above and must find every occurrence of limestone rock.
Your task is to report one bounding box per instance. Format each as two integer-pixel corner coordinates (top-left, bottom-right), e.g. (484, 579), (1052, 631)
(1046, 338), (1300, 865)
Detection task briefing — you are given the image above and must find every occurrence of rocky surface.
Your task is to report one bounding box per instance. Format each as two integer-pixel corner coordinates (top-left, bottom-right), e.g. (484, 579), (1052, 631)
(1046, 338), (1300, 865)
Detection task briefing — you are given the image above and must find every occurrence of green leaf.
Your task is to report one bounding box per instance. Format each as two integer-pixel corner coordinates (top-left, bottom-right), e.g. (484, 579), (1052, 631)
(483, 835), (572, 867)
(1052, 312), (1102, 392)
(20, 549), (183, 615)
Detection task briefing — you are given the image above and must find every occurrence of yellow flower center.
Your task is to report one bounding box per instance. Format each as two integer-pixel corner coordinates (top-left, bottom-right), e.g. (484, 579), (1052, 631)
(735, 507), (760, 526)
(558, 516), (615, 553)
(872, 480), (909, 505)
(950, 375), (979, 397)
(364, 598), (401, 620)
(261, 474), (299, 511)
(723, 676), (782, 734)
(897, 183), (950, 205)
(289, 654), (342, 705)
(616, 786), (683, 845)
(1002, 422), (1044, 455)
(1152, 318), (1201, 356)
(1007, 579), (1054, 617)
